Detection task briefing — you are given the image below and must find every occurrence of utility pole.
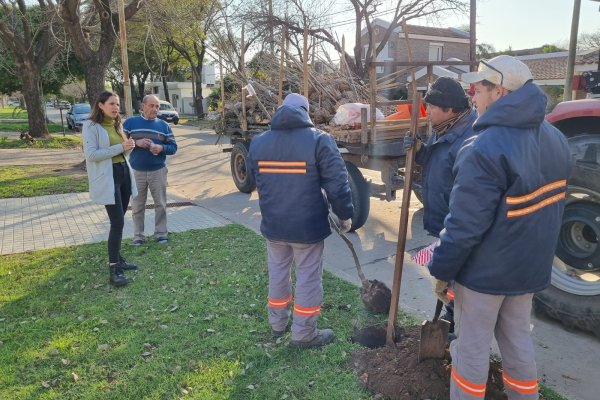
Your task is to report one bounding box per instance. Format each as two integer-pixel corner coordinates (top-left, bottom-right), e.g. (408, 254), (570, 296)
(469, 0), (476, 71)
(564, 0), (581, 101)
(118, 0), (133, 117)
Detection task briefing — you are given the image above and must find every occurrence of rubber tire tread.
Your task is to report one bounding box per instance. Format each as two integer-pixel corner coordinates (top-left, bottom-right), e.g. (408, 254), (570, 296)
(230, 142), (256, 193)
(345, 161), (370, 231)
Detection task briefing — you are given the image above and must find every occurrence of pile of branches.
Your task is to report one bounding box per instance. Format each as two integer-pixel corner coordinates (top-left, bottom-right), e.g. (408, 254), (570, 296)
(219, 51), (402, 128)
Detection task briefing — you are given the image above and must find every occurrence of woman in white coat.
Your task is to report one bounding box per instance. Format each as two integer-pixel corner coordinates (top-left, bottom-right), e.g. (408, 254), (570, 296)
(83, 91), (138, 287)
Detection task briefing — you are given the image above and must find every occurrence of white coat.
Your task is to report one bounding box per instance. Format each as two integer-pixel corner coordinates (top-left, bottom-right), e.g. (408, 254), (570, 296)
(82, 120), (138, 205)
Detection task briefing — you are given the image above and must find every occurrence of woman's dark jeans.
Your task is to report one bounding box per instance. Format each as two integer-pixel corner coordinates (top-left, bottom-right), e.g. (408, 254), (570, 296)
(105, 162), (131, 264)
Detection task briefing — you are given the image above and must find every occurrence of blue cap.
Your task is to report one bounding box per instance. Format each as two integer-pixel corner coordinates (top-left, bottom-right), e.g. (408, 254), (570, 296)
(282, 93), (309, 112)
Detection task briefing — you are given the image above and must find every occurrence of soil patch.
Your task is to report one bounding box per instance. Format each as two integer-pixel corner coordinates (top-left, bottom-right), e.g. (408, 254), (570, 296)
(350, 325), (507, 400)
(50, 163), (87, 177)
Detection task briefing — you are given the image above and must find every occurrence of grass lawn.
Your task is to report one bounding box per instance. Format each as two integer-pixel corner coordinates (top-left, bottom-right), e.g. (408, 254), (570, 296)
(0, 107), (27, 119)
(0, 225), (568, 400)
(0, 226), (400, 400)
(0, 122), (67, 134)
(0, 164), (88, 198)
(0, 133), (82, 149)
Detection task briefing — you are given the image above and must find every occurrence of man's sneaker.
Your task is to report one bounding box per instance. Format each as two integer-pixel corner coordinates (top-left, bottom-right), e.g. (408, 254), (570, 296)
(156, 237), (168, 244)
(289, 329), (334, 349)
(119, 256), (138, 271)
(132, 239), (145, 246)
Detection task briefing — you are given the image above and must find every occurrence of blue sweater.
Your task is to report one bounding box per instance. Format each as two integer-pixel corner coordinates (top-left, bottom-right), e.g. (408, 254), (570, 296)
(123, 116), (177, 171)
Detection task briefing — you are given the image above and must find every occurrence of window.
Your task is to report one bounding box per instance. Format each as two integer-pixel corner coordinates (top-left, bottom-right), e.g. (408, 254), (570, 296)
(428, 44), (443, 61)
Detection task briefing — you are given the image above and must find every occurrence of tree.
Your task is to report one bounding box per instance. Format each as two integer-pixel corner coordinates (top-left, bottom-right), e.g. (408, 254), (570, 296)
(476, 42), (496, 59)
(150, 0), (221, 117)
(241, 0), (468, 80)
(579, 29), (600, 50)
(0, 1), (62, 137)
(59, 0), (145, 104)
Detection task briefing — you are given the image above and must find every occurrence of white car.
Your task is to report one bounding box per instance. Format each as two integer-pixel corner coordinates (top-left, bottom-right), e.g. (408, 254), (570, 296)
(157, 101), (180, 124)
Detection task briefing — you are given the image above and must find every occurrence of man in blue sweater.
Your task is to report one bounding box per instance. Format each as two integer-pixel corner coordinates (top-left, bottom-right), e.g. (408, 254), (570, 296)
(123, 95), (178, 245)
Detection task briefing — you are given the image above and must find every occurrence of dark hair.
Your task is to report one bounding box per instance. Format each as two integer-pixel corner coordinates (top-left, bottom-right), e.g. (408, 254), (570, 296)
(89, 91), (122, 132)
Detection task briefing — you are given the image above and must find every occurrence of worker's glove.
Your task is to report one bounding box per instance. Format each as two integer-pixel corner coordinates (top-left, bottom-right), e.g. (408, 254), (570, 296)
(433, 279), (450, 305)
(339, 218), (352, 234)
(403, 134), (415, 152)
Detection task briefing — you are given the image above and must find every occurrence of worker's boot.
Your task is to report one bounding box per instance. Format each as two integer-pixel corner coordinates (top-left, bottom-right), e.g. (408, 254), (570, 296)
(109, 263), (128, 287)
(290, 329), (334, 349)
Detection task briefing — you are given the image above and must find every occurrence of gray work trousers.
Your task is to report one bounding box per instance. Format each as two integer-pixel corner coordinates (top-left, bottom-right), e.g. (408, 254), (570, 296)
(266, 240), (324, 342)
(131, 166), (168, 240)
(450, 283), (538, 400)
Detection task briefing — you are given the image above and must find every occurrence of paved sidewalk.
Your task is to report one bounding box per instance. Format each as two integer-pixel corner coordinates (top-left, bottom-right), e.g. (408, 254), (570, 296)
(0, 190), (229, 255)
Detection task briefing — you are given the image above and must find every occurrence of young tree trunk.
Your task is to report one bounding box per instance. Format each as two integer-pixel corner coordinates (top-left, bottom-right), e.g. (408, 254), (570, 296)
(162, 75), (170, 103)
(83, 61), (110, 104)
(20, 64), (49, 138)
(193, 63), (204, 118)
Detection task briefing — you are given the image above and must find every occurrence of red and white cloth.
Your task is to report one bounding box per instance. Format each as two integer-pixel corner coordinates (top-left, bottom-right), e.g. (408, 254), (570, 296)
(412, 239), (441, 267)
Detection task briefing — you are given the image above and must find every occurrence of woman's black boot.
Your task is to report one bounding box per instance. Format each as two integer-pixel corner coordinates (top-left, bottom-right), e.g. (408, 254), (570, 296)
(109, 263), (129, 287)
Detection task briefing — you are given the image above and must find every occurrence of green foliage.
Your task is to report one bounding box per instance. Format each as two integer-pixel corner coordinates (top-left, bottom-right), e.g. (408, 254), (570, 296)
(541, 44), (565, 54)
(207, 74), (241, 109)
(0, 165), (88, 198)
(0, 226), (385, 399)
(0, 122), (66, 134)
(0, 134), (82, 149)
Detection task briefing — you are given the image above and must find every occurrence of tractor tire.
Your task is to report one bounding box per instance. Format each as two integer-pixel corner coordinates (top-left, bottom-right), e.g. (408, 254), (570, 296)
(533, 135), (600, 337)
(230, 142), (255, 193)
(345, 161), (370, 231)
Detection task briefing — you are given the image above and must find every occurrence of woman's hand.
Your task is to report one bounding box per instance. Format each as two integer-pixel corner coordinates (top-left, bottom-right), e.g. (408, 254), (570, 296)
(122, 138), (135, 151)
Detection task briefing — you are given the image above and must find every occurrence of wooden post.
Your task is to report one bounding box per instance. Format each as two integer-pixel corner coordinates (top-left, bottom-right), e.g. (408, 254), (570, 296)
(240, 25), (248, 131)
(341, 35), (346, 74)
(369, 31), (377, 142)
(469, 0), (477, 72)
(117, 0), (132, 117)
(219, 56), (225, 121)
(303, 26), (309, 97)
(386, 93), (422, 347)
(278, 27), (287, 106)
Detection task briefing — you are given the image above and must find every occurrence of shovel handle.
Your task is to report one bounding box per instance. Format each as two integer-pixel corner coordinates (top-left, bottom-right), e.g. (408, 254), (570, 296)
(433, 299), (444, 321)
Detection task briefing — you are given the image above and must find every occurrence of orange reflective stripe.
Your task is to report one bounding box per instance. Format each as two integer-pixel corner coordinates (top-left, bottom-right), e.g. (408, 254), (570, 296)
(268, 295), (293, 309)
(451, 367), (486, 397)
(293, 305), (321, 317)
(447, 288), (455, 300)
(502, 372), (538, 395)
(259, 168), (307, 174)
(507, 192), (566, 218)
(506, 180), (566, 205)
(258, 161), (307, 167)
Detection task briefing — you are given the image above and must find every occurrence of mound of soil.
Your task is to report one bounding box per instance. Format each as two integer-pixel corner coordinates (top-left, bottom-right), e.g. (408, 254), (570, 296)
(350, 326), (507, 400)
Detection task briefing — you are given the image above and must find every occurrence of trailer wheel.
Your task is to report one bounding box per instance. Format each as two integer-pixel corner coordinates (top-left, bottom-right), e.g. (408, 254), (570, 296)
(533, 135), (600, 336)
(230, 142), (255, 193)
(345, 161), (370, 231)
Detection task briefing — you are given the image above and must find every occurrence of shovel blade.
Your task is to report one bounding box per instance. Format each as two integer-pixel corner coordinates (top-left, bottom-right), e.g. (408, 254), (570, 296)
(418, 319), (450, 362)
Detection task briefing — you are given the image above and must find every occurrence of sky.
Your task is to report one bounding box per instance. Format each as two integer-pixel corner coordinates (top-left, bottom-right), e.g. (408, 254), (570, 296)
(330, 0), (600, 53)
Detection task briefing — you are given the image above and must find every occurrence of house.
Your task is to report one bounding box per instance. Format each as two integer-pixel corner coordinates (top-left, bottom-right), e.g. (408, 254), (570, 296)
(147, 64), (216, 115)
(359, 18), (470, 77)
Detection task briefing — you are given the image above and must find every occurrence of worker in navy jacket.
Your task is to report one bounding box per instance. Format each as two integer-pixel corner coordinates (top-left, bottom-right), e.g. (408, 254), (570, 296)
(248, 93), (353, 349)
(429, 56), (571, 399)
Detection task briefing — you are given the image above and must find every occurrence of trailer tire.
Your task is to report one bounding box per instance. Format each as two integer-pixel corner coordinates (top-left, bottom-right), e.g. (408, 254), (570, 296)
(533, 137), (600, 336)
(230, 142), (255, 193)
(345, 161), (370, 231)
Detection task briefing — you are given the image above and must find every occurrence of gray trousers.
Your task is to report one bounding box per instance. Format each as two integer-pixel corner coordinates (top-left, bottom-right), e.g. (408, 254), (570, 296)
(450, 283), (538, 400)
(131, 166), (168, 240)
(266, 240), (324, 342)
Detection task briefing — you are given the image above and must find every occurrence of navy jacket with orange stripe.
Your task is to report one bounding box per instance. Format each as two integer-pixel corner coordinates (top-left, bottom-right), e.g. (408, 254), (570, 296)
(248, 105), (354, 244)
(428, 82), (571, 295)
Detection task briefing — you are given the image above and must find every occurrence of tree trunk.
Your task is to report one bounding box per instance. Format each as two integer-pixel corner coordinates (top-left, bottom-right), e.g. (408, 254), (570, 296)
(193, 67), (204, 118)
(162, 75), (170, 103)
(84, 61), (110, 104)
(20, 64), (49, 139)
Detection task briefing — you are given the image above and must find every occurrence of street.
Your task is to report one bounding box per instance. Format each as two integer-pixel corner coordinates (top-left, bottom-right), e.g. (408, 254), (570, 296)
(164, 124), (598, 400)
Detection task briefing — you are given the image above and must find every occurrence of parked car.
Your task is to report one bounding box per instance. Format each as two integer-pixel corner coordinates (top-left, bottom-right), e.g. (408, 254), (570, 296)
(157, 100), (179, 124)
(46, 101), (54, 108)
(58, 101), (71, 110)
(7, 100), (20, 107)
(66, 103), (91, 131)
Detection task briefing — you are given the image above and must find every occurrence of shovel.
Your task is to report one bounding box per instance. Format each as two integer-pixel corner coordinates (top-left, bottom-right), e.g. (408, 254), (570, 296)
(328, 214), (391, 313)
(418, 299), (451, 361)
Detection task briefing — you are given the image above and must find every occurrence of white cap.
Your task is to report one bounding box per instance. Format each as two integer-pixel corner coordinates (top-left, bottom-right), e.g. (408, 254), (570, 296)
(461, 55), (533, 92)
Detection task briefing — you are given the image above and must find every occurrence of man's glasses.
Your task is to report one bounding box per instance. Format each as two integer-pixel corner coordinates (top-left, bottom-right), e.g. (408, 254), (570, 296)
(480, 59), (504, 87)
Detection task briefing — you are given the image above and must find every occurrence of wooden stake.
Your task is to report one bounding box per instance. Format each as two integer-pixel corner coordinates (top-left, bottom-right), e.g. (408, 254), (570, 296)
(369, 30), (377, 142)
(341, 35), (346, 74)
(219, 56), (225, 121)
(240, 25), (248, 131)
(303, 26), (309, 97)
(278, 27), (287, 106)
